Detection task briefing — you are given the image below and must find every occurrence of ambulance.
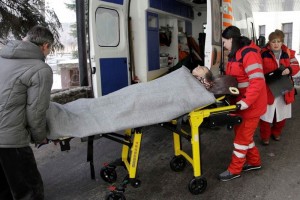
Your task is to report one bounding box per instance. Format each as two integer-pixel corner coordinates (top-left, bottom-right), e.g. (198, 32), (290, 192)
(75, 0), (256, 97)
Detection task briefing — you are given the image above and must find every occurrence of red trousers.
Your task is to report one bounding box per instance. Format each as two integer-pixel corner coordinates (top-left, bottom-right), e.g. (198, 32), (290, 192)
(260, 118), (286, 141)
(228, 117), (261, 174)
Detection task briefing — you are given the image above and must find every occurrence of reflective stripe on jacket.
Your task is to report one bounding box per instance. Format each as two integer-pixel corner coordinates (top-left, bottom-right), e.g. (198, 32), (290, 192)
(226, 42), (267, 119)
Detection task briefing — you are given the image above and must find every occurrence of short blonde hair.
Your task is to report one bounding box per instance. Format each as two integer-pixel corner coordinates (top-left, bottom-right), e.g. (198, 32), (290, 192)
(268, 29), (284, 42)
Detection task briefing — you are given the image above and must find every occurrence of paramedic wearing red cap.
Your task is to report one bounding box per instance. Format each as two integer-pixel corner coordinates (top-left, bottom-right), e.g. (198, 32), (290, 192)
(260, 29), (300, 145)
(219, 26), (267, 181)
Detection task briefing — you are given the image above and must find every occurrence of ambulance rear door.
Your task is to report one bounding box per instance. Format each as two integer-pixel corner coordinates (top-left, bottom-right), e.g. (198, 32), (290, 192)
(89, 0), (130, 97)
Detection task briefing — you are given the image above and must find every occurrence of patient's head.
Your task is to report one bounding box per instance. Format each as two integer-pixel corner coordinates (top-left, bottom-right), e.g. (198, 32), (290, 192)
(192, 65), (214, 89)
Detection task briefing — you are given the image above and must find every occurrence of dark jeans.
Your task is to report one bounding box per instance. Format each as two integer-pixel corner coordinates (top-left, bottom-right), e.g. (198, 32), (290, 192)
(0, 147), (44, 200)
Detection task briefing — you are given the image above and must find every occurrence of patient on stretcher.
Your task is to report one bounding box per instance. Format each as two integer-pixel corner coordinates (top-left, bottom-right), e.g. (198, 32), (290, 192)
(192, 65), (239, 95)
(46, 66), (238, 140)
(46, 67), (216, 140)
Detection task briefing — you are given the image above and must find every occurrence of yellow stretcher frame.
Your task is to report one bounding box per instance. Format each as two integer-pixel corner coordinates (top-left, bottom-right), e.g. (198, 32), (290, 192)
(102, 96), (241, 199)
(122, 129), (142, 180)
(175, 98), (237, 177)
(170, 96), (239, 194)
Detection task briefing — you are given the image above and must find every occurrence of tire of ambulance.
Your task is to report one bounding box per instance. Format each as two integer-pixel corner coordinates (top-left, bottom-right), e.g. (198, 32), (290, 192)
(170, 155), (187, 172)
(188, 177), (207, 195)
(100, 167), (117, 183)
(105, 191), (126, 200)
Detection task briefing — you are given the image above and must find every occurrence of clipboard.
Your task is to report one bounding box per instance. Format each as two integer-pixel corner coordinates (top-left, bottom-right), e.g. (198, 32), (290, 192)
(265, 69), (294, 97)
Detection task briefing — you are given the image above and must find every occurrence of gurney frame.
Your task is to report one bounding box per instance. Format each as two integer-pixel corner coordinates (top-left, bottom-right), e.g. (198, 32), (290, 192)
(161, 96), (241, 195)
(86, 96), (241, 199)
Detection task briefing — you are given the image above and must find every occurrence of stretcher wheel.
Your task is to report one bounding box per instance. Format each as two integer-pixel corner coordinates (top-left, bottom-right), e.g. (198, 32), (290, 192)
(105, 191), (126, 200)
(100, 167), (117, 183)
(170, 156), (187, 172)
(188, 177), (207, 195)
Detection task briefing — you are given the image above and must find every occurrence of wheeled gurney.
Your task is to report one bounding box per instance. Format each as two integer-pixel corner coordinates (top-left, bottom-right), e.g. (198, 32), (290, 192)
(98, 95), (241, 199)
(45, 67), (241, 199)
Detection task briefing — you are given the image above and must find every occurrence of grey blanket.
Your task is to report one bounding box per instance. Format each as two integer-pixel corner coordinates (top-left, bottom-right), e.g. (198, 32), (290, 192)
(46, 67), (216, 139)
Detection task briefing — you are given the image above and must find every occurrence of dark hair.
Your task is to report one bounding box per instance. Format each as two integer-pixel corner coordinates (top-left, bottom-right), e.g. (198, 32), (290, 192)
(222, 26), (251, 58)
(204, 67), (214, 83)
(24, 25), (54, 47)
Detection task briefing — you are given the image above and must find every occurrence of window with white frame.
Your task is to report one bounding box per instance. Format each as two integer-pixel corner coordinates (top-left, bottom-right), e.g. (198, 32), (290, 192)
(282, 23), (293, 49)
(95, 7), (120, 47)
(259, 25), (266, 37)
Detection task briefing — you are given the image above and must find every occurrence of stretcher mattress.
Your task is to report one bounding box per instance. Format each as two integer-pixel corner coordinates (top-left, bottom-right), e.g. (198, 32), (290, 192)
(46, 67), (216, 139)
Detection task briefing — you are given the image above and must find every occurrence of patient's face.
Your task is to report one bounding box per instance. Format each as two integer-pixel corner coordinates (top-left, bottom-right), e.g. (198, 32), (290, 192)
(192, 66), (212, 89)
(192, 66), (209, 80)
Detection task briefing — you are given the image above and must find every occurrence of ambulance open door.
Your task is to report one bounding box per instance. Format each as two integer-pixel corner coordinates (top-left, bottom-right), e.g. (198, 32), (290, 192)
(88, 0), (130, 97)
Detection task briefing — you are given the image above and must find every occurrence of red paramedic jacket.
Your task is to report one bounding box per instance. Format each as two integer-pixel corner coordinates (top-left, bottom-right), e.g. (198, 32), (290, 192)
(226, 42), (267, 119)
(261, 44), (300, 104)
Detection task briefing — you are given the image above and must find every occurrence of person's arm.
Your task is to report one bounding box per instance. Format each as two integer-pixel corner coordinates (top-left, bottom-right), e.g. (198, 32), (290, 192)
(286, 49), (300, 76)
(26, 67), (53, 144)
(238, 51), (265, 109)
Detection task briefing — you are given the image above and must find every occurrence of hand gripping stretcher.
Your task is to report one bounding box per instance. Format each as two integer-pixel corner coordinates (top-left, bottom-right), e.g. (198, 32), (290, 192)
(45, 67), (241, 199)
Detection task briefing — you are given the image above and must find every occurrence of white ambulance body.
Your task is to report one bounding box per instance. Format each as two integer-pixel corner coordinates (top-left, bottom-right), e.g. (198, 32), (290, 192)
(77, 0), (255, 97)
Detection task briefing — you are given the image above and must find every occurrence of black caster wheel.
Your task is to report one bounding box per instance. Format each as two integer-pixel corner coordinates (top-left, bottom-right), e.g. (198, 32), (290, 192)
(105, 191), (126, 200)
(170, 156), (187, 172)
(188, 177), (207, 195)
(130, 179), (141, 188)
(100, 167), (117, 183)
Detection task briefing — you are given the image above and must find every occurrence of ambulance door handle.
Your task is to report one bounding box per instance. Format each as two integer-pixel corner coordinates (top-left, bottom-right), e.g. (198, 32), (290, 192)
(92, 67), (96, 74)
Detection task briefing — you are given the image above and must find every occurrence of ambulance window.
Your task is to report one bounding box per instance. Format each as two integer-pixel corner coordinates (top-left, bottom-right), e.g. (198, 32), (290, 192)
(95, 7), (120, 47)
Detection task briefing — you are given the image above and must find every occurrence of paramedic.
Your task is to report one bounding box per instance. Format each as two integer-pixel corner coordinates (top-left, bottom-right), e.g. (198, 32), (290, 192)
(260, 29), (300, 145)
(0, 26), (54, 199)
(218, 26), (267, 181)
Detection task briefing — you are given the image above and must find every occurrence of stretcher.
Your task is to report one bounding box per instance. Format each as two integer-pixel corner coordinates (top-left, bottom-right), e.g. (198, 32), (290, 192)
(46, 67), (215, 140)
(94, 96), (241, 200)
(45, 67), (241, 199)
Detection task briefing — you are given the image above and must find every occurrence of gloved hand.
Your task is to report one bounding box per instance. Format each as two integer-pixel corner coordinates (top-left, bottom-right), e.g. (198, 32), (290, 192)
(236, 100), (248, 110)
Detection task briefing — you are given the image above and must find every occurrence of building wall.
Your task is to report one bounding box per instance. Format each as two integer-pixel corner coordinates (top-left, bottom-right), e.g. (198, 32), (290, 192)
(253, 11), (300, 78)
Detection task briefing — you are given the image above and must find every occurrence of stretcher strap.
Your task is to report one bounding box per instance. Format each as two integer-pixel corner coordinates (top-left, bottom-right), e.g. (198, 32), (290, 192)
(87, 135), (95, 180)
(176, 116), (183, 130)
(175, 114), (189, 130)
